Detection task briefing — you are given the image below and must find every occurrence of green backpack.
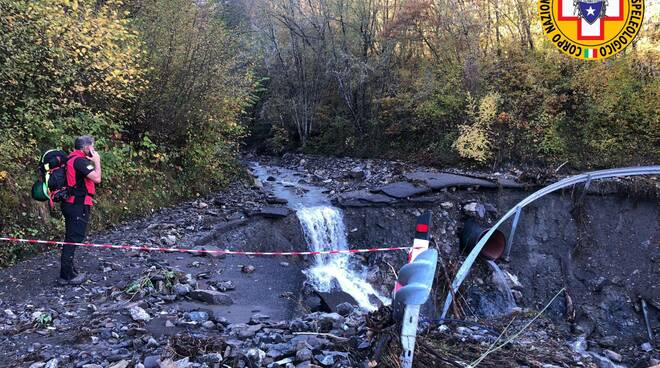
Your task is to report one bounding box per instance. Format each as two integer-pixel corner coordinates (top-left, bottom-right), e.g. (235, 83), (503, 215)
(31, 149), (70, 206)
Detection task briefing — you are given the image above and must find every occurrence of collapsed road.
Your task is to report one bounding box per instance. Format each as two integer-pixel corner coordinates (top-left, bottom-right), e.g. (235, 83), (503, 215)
(0, 153), (657, 368)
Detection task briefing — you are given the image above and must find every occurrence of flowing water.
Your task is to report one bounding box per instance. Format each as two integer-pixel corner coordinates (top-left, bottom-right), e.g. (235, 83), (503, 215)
(250, 163), (388, 310)
(297, 206), (388, 310)
(486, 259), (517, 314)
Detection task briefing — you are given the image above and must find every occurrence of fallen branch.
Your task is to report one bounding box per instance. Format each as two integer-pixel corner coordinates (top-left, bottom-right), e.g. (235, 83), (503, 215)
(292, 332), (349, 342)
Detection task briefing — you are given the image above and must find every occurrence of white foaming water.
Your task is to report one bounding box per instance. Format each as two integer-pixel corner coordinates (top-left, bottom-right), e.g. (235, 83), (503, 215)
(486, 260), (517, 314)
(297, 206), (389, 310)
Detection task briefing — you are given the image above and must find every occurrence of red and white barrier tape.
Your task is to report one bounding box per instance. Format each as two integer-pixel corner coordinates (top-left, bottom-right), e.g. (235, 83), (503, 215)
(0, 236), (417, 257)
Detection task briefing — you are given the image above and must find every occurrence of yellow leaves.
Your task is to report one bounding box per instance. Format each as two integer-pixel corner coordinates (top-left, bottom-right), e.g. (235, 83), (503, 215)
(0, 171), (8, 182)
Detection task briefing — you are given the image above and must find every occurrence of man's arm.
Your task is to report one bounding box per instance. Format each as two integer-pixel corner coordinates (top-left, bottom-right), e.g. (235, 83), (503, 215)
(86, 151), (102, 184)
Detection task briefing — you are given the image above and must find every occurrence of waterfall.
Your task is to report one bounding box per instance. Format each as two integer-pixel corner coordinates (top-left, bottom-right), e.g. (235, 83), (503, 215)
(485, 260), (517, 314)
(297, 206), (388, 311)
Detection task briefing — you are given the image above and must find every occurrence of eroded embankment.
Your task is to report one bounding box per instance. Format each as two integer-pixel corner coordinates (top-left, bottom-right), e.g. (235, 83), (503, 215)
(340, 184), (659, 356)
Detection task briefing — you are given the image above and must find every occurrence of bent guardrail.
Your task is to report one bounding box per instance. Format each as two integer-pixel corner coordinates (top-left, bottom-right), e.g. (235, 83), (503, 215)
(440, 166), (660, 320)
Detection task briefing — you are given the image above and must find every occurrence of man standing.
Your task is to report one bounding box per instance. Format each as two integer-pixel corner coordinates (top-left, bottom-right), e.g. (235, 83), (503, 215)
(59, 135), (102, 285)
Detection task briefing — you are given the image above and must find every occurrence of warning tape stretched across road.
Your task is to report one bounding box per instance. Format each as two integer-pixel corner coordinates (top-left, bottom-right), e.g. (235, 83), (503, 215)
(0, 236), (417, 257)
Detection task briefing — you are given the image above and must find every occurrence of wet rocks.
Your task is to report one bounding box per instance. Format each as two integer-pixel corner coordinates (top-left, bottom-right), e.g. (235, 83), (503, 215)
(189, 289), (233, 305)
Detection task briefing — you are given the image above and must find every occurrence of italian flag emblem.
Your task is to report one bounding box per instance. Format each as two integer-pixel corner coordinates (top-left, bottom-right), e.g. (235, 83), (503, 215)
(583, 48), (598, 59)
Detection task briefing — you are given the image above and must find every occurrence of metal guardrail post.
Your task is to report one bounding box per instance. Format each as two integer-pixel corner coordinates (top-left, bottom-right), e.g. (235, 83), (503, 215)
(504, 206), (521, 261)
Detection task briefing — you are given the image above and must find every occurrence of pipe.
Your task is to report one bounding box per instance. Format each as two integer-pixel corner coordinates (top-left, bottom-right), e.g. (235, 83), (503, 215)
(440, 166), (660, 320)
(460, 218), (506, 260)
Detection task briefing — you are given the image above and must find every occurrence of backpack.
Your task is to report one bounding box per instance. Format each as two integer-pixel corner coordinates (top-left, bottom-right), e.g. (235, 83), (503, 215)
(31, 149), (70, 207)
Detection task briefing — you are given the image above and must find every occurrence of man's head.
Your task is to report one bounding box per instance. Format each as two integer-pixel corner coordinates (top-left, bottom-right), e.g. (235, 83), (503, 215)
(74, 135), (95, 155)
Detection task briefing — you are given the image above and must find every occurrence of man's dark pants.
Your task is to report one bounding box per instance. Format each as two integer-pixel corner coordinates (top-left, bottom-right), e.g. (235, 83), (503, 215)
(61, 202), (91, 280)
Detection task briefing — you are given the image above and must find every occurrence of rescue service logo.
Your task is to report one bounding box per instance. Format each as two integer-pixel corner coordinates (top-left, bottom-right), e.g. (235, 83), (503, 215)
(538, 0), (644, 60)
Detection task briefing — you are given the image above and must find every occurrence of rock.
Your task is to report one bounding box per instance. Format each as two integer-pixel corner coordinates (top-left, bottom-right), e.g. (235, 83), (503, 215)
(318, 313), (343, 332)
(213, 280), (235, 291)
(44, 360), (59, 368)
(241, 265), (256, 274)
(296, 348), (313, 362)
(247, 348), (266, 365)
(335, 302), (354, 317)
(202, 320), (215, 329)
(316, 291), (357, 314)
(129, 306), (151, 322)
(253, 178), (264, 189)
(238, 324), (263, 338)
(165, 320), (175, 328)
(317, 354), (334, 366)
(200, 353), (223, 364)
(185, 311), (209, 322)
(440, 201), (454, 209)
(189, 289), (233, 305)
(82, 365), (103, 368)
(173, 283), (191, 296)
(349, 166), (365, 180)
(143, 355), (160, 368)
(280, 261), (290, 267)
(29, 364), (45, 368)
(641, 342), (653, 352)
(250, 313), (271, 324)
(377, 181), (430, 199)
(289, 319), (308, 332)
(109, 361), (130, 368)
(598, 336), (618, 348)
(161, 235), (177, 246)
(463, 202), (486, 218)
(159, 358), (191, 368)
(603, 350), (622, 363)
(4, 309), (17, 319)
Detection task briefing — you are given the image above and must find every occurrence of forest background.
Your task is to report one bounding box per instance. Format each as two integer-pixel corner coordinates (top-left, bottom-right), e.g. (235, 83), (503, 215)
(0, 0), (657, 265)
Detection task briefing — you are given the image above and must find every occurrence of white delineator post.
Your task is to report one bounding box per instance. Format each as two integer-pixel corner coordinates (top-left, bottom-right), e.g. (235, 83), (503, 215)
(395, 211), (433, 368)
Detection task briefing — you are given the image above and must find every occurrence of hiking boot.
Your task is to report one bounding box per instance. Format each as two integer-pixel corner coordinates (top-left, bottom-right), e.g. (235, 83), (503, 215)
(57, 273), (87, 286)
(67, 273), (87, 286)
